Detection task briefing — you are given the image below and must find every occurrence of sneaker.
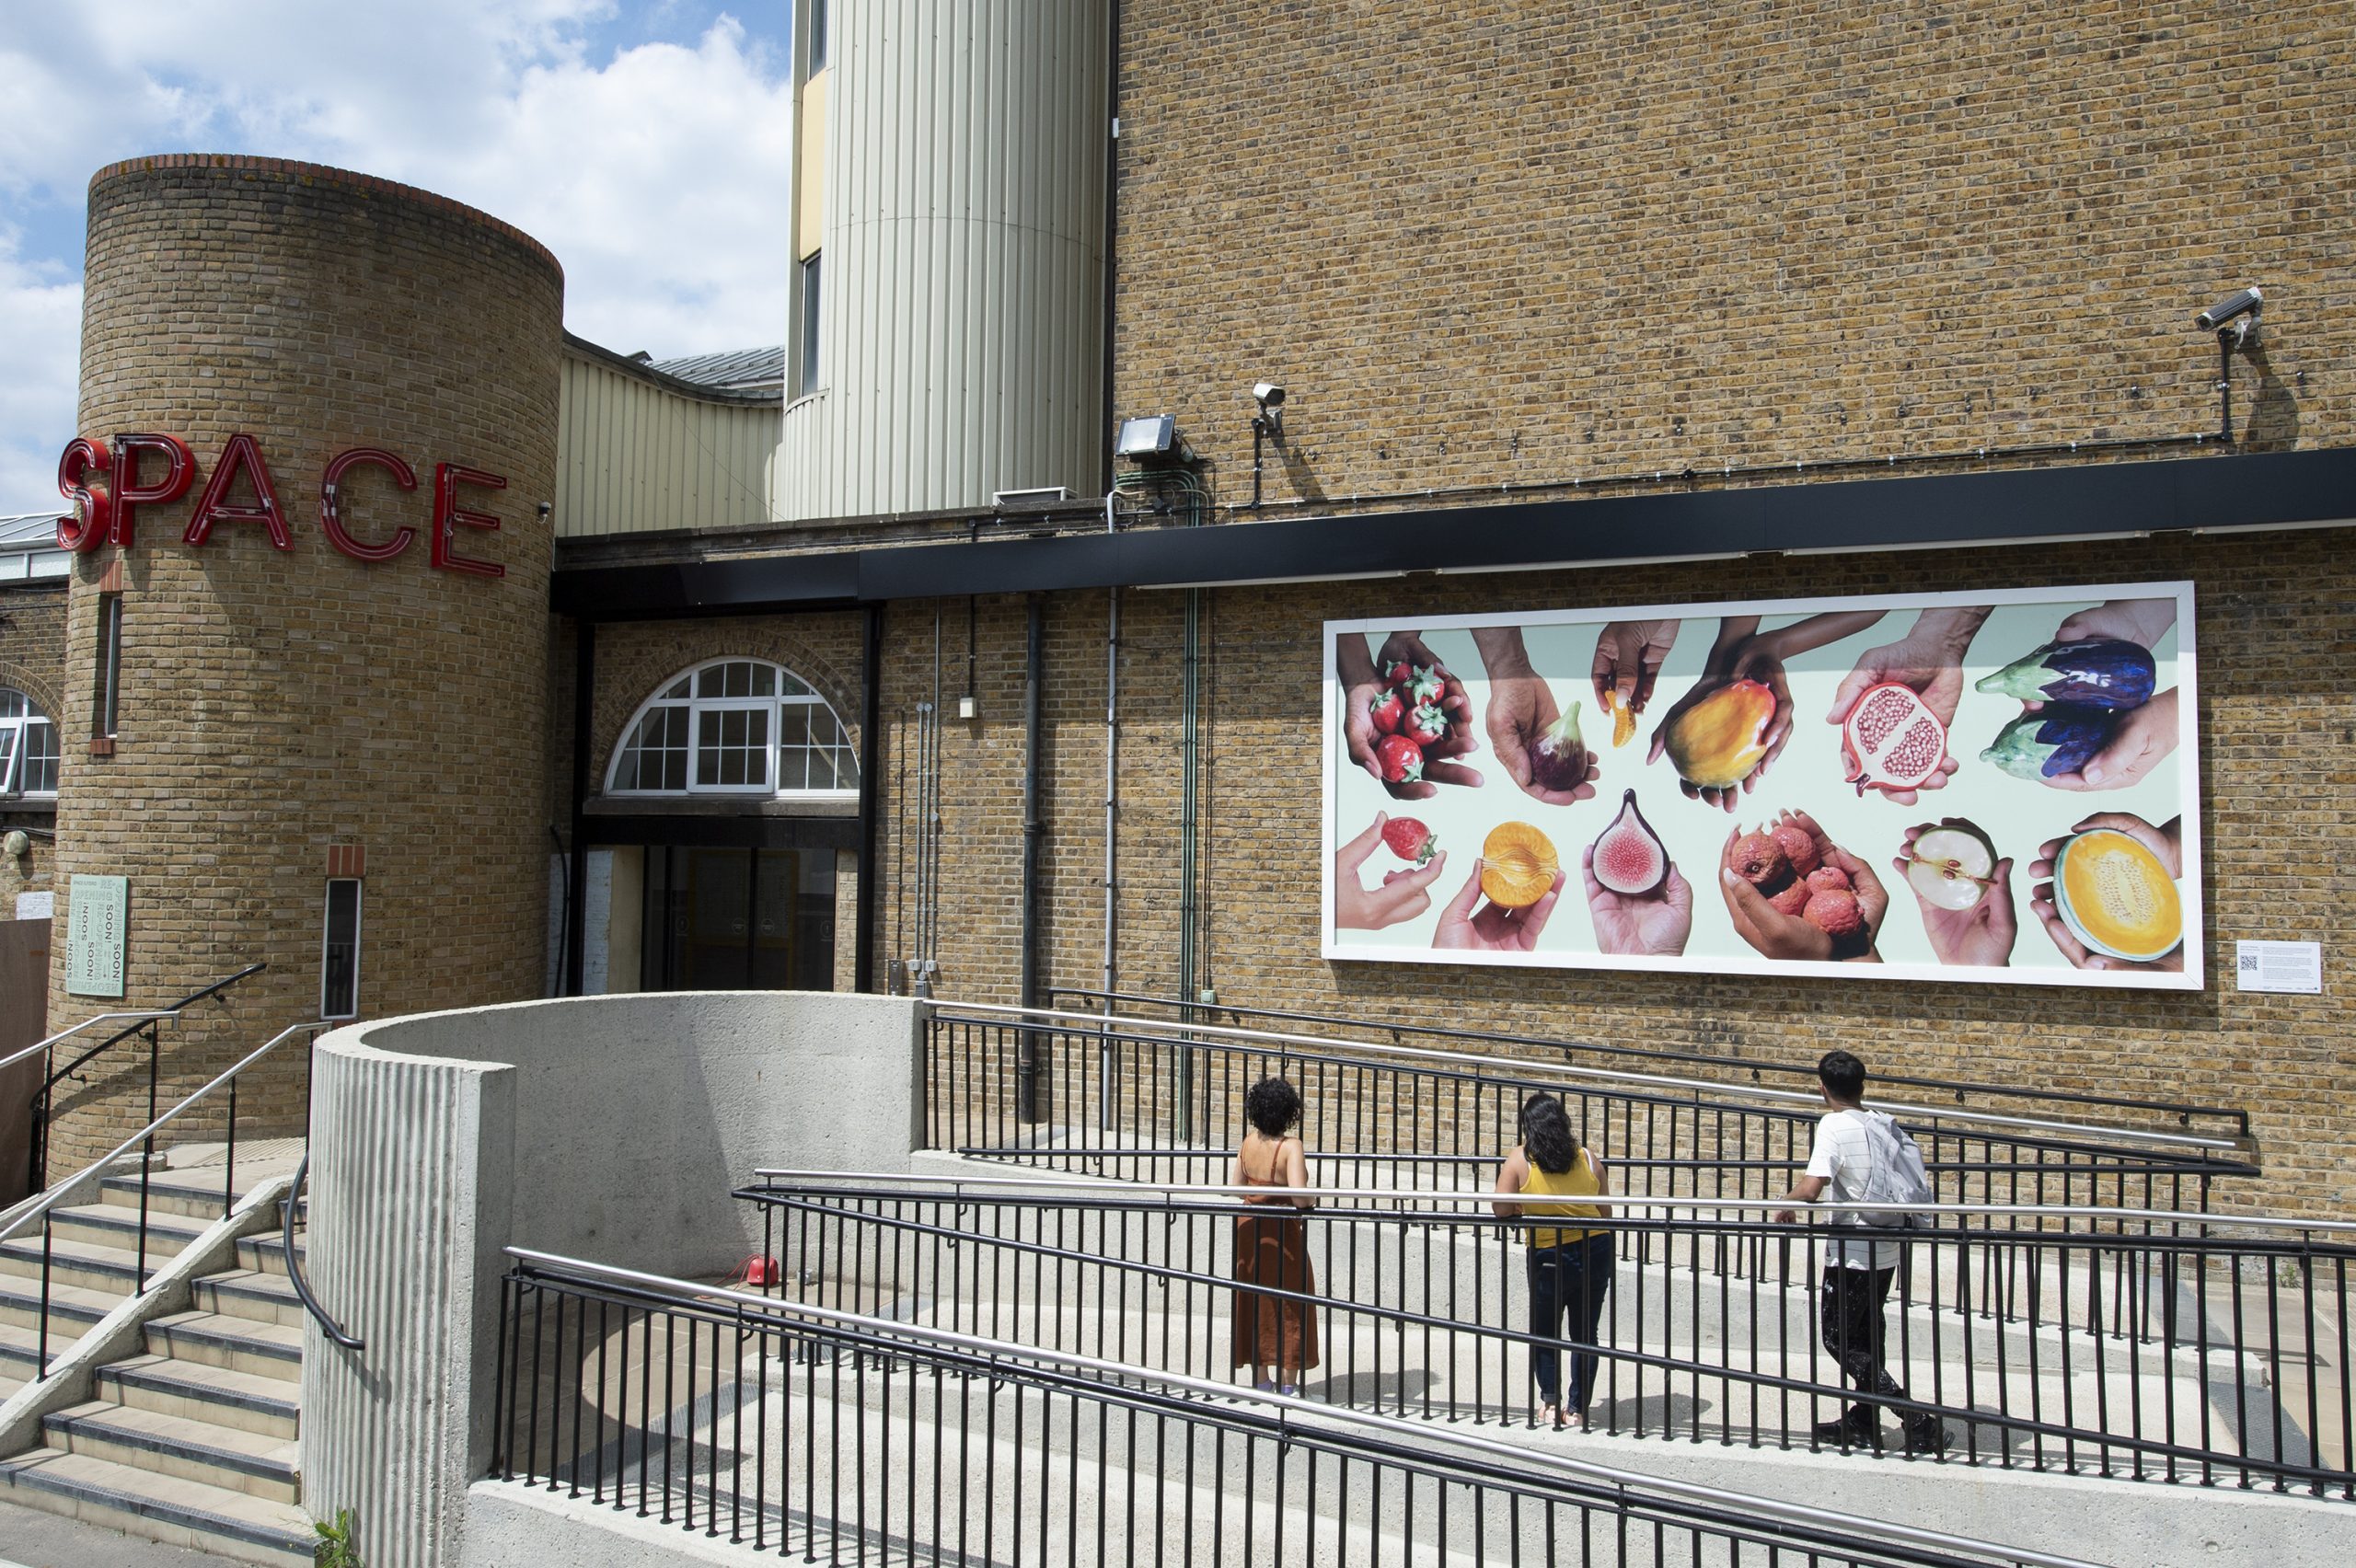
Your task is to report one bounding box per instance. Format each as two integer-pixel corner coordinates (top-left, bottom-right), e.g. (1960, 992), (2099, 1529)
(1253, 1378), (1276, 1393)
(1902, 1418), (1949, 1457)
(1811, 1413), (1877, 1449)
(1278, 1384), (1299, 1399)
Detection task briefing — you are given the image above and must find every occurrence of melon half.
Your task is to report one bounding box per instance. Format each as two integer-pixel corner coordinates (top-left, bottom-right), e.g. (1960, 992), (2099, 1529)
(2054, 829), (2182, 963)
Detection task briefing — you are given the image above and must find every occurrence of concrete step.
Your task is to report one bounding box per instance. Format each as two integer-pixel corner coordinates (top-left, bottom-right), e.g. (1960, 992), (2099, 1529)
(0, 1270), (118, 1342)
(144, 1310), (303, 1383)
(42, 1398), (302, 1505)
(0, 1230), (145, 1295)
(191, 1266), (306, 1330)
(0, 1445), (312, 1567)
(99, 1170), (246, 1224)
(236, 1231), (305, 1280)
(96, 1354), (302, 1440)
(45, 1200), (209, 1260)
(0, 1317), (47, 1382)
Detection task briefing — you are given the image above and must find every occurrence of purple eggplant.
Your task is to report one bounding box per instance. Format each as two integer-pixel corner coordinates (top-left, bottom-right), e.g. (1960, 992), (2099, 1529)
(1980, 707), (2116, 780)
(1975, 639), (2156, 709)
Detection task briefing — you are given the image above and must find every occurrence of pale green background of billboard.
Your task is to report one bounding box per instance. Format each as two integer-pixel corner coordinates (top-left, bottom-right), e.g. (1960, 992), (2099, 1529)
(1327, 588), (2186, 983)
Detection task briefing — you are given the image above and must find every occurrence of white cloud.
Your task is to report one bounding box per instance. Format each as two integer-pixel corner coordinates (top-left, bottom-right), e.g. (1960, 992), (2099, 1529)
(0, 2), (789, 508)
(0, 233), (85, 513)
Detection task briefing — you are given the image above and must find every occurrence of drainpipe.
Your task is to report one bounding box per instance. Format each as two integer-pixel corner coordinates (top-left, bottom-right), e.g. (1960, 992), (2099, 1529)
(1017, 594), (1045, 1122)
(1101, 488), (1121, 1127)
(854, 604), (882, 994)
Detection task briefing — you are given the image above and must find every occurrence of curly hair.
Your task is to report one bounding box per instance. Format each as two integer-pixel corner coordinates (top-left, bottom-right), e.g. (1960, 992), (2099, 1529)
(1244, 1077), (1302, 1138)
(1519, 1092), (1580, 1175)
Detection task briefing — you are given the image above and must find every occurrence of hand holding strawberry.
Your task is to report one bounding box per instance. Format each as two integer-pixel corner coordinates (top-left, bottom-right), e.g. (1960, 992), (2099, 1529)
(1335, 812), (1450, 930)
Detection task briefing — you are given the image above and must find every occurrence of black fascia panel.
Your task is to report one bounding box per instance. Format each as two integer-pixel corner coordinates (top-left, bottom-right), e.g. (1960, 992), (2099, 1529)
(551, 448), (2355, 617)
(581, 813), (860, 850)
(554, 551), (862, 619)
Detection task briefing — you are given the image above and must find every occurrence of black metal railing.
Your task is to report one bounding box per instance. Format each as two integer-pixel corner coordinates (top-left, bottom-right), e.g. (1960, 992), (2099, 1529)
(926, 1006), (2254, 1216)
(739, 1176), (2356, 1499)
(1050, 987), (2249, 1142)
(1, 1013), (324, 1378)
(23, 962), (269, 1194)
(497, 1249), (2107, 1568)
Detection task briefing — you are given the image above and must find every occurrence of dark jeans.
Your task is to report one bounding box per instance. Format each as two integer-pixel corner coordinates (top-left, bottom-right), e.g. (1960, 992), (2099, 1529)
(1527, 1232), (1614, 1412)
(1819, 1263), (1911, 1426)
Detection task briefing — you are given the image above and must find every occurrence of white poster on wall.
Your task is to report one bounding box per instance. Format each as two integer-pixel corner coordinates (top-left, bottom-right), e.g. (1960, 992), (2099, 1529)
(1322, 582), (2200, 990)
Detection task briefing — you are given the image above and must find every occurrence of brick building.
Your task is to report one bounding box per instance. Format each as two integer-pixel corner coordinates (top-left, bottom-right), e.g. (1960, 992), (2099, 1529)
(21, 3), (2356, 1213)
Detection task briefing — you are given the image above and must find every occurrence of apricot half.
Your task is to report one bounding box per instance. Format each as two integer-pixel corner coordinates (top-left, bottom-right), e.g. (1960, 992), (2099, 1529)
(1480, 821), (1560, 908)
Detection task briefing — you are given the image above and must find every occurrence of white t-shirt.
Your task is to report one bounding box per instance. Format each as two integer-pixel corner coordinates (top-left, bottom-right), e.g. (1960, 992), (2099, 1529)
(1805, 1108), (1901, 1271)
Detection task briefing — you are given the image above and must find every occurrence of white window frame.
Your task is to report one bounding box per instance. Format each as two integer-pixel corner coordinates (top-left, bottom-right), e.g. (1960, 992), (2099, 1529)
(0, 688), (58, 799)
(690, 698), (776, 794)
(321, 878), (364, 1020)
(605, 659), (860, 801)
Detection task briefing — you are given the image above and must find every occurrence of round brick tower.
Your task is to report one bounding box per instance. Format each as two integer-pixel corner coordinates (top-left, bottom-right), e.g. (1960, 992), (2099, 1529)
(43, 156), (562, 1171)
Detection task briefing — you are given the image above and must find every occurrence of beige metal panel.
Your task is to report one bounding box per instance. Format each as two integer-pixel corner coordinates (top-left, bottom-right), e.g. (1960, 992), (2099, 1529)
(777, 0), (1107, 523)
(796, 69), (827, 262)
(555, 352), (780, 536)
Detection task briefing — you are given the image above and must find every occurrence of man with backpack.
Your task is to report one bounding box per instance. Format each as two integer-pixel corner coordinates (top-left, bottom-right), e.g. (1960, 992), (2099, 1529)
(1772, 1049), (1949, 1457)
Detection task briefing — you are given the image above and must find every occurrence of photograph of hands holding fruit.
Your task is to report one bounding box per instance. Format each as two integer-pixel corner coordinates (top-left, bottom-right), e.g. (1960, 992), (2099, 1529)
(1324, 583), (2199, 988)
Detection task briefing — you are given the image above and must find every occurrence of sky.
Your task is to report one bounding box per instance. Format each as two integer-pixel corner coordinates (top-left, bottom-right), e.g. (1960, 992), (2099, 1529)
(0, 0), (794, 511)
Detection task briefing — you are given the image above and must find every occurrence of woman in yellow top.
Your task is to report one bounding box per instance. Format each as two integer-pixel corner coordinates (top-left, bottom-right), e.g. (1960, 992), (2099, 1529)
(1492, 1092), (1611, 1430)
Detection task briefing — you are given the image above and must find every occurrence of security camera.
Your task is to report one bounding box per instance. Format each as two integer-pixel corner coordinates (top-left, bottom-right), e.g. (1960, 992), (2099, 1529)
(2196, 286), (2262, 332)
(1252, 382), (1286, 410)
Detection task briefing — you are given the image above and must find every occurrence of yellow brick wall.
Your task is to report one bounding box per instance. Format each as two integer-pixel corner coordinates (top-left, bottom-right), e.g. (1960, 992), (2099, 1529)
(43, 156), (563, 1171)
(1111, 5), (2348, 508)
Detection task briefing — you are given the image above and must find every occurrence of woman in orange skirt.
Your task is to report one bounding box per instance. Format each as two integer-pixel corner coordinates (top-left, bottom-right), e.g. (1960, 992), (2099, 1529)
(1230, 1077), (1319, 1395)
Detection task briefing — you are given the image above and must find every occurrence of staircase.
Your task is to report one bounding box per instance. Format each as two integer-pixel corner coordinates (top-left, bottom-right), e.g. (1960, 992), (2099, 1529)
(0, 1165), (313, 1565)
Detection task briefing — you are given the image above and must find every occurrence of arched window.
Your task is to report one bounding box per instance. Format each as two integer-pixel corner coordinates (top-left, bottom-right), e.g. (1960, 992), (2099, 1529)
(606, 659), (859, 798)
(0, 688), (58, 798)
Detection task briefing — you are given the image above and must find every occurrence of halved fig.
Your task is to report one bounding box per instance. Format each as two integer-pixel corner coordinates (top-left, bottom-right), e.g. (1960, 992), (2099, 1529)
(1590, 790), (1668, 896)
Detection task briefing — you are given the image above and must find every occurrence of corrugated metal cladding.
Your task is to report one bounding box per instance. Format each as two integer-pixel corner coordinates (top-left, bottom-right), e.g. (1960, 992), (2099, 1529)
(778, 0), (1108, 522)
(554, 352), (782, 536)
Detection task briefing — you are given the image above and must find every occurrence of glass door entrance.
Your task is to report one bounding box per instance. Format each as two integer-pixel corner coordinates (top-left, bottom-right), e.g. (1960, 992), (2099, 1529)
(641, 845), (836, 991)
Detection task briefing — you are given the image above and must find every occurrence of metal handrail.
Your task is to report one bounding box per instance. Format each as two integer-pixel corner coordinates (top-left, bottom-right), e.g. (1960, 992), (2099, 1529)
(282, 1151), (361, 1351)
(1054, 986), (2249, 1136)
(37, 962), (269, 1097)
(508, 1246), (2107, 1568)
(934, 1000), (2245, 1154)
(0, 1019), (323, 1246)
(0, 1010), (180, 1076)
(750, 1166), (2356, 1236)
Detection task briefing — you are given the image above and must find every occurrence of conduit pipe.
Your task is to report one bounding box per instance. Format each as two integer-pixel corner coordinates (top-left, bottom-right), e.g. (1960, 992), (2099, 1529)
(1099, 582), (1120, 1131)
(1017, 594), (1045, 1122)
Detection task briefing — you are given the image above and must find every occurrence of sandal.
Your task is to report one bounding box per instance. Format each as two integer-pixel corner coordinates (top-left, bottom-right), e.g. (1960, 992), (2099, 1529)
(1536, 1401), (1564, 1430)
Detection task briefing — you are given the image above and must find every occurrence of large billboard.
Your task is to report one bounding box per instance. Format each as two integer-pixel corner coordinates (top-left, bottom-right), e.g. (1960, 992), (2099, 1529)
(1322, 582), (2200, 990)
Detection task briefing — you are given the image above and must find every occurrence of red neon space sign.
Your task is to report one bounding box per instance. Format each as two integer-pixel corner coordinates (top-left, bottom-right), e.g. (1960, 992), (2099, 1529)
(56, 432), (510, 579)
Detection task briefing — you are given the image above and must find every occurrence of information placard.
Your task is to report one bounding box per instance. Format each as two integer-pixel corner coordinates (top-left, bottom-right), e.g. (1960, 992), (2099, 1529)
(2235, 940), (2321, 994)
(64, 874), (128, 997)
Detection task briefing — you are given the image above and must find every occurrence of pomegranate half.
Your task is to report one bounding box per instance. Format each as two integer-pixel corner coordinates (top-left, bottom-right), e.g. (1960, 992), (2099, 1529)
(1840, 682), (1946, 796)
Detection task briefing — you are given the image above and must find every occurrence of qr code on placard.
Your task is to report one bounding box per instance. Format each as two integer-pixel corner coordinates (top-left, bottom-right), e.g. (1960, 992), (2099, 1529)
(2238, 951), (2258, 971)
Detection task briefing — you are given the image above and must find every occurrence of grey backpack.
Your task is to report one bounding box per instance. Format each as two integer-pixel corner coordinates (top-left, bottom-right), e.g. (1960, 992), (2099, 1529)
(1855, 1111), (1936, 1228)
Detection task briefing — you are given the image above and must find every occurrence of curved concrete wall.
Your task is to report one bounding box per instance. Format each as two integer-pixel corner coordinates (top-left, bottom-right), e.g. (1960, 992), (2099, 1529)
(778, 0), (1107, 519)
(300, 990), (924, 1567)
(50, 156), (563, 1170)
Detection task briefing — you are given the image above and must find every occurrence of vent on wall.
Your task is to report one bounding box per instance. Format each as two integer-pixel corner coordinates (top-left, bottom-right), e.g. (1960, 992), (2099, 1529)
(992, 487), (1075, 507)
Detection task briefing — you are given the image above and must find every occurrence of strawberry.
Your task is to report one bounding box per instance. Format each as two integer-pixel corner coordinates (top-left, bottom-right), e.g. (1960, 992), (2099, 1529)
(1367, 686), (1406, 734)
(1403, 701), (1449, 747)
(1392, 663), (1445, 707)
(1374, 733), (1425, 785)
(1381, 816), (1437, 867)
